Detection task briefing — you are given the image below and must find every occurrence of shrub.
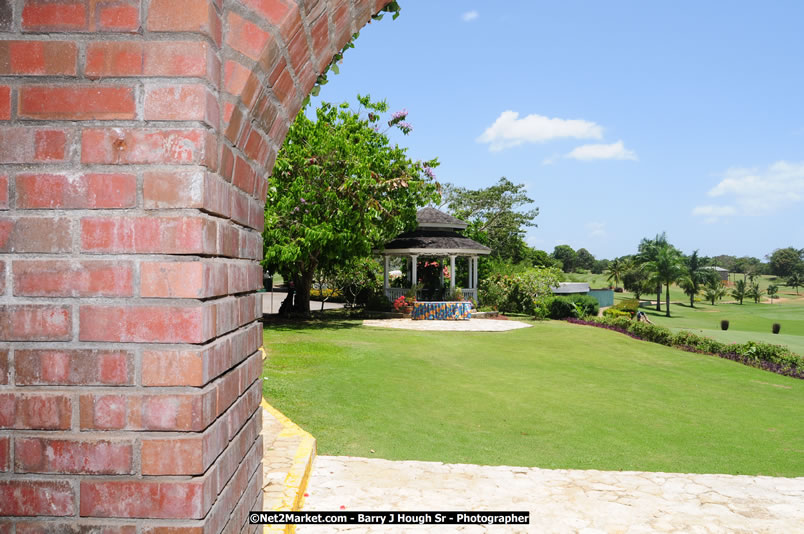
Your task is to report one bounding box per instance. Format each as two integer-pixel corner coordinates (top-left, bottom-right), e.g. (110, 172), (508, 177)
(721, 320), (729, 331)
(603, 308), (631, 319)
(612, 298), (639, 318)
(480, 267), (562, 315)
(573, 318), (803, 379)
(548, 294), (599, 319)
(773, 323), (781, 334)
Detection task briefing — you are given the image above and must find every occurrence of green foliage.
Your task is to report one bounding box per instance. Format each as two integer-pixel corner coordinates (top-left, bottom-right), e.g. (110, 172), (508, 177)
(612, 298), (640, 318)
(746, 281), (764, 303)
(768, 247), (804, 277)
(548, 295), (599, 319)
(767, 284), (779, 303)
(603, 308), (632, 319)
(605, 257), (626, 289)
(643, 242), (684, 317)
(590, 318), (803, 374)
(787, 271), (803, 295)
(703, 277), (727, 305)
(731, 279), (747, 304)
(552, 244), (578, 273)
(441, 178), (539, 263)
(576, 248), (596, 271)
(480, 267), (562, 315)
(263, 95), (439, 313)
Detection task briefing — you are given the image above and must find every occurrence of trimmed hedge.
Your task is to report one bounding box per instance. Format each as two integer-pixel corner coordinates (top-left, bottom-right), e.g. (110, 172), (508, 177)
(566, 316), (803, 379)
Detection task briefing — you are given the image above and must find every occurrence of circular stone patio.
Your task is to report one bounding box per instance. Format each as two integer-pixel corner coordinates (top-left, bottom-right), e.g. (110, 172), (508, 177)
(362, 319), (532, 332)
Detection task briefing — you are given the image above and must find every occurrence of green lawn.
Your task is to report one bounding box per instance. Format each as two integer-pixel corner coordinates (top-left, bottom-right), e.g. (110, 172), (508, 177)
(569, 272), (804, 354)
(262, 320), (804, 477)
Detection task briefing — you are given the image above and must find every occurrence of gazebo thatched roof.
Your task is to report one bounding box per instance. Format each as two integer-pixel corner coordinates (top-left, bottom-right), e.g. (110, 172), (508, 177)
(378, 208), (490, 256)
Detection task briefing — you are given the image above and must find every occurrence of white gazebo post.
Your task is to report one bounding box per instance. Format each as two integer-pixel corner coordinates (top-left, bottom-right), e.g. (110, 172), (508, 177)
(383, 255), (389, 290)
(411, 254), (418, 288)
(472, 256), (478, 290)
(467, 257), (473, 289)
(449, 255), (457, 291)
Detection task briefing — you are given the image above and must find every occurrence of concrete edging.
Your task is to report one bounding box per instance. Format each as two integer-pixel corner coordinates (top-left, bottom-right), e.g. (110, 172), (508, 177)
(260, 347), (317, 534)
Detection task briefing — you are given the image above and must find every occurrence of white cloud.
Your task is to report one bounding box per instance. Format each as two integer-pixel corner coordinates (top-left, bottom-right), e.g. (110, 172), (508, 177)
(566, 140), (637, 161)
(461, 10), (478, 22)
(693, 161), (804, 218)
(586, 221), (607, 238)
(477, 111), (603, 151)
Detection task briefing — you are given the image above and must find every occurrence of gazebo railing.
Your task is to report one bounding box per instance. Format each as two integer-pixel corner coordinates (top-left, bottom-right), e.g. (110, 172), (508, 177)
(384, 287), (478, 303)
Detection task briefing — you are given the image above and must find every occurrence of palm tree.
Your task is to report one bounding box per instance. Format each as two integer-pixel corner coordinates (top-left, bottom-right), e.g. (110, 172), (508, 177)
(677, 250), (711, 308)
(605, 257), (626, 290)
(767, 284), (779, 304)
(787, 271), (802, 295)
(703, 277), (727, 305)
(746, 282), (763, 304)
(731, 279), (747, 304)
(637, 232), (668, 312)
(644, 243), (682, 317)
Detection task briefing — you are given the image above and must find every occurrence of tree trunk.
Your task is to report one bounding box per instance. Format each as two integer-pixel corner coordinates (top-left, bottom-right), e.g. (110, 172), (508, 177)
(656, 284), (661, 311)
(665, 283), (670, 317)
(689, 293), (694, 308)
(292, 269), (314, 316)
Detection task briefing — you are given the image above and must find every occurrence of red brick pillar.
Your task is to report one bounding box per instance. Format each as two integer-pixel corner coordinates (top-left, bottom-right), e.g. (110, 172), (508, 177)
(1, 0), (387, 531)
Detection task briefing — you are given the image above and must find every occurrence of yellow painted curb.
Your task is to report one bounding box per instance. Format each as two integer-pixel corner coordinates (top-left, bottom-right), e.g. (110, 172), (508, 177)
(260, 395), (316, 533)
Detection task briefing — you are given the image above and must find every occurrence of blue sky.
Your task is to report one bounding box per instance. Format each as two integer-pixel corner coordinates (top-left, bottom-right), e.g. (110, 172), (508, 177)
(309, 1), (804, 260)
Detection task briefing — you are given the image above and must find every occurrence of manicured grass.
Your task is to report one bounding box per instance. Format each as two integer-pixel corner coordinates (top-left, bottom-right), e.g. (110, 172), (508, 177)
(263, 320), (804, 477)
(570, 272), (804, 354)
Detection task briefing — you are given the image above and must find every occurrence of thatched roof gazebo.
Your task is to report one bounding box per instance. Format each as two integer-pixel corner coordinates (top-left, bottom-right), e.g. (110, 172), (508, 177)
(377, 208), (491, 302)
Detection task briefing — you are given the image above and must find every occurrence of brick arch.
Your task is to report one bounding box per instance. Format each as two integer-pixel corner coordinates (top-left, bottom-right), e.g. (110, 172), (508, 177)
(0, 0), (388, 531)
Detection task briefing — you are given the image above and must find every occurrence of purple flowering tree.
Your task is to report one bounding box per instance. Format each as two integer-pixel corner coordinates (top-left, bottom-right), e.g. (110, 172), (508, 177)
(263, 95), (440, 315)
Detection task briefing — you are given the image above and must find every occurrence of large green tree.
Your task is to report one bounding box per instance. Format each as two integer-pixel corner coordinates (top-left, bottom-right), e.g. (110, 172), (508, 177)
(263, 96), (439, 314)
(768, 247), (803, 277)
(552, 245), (578, 273)
(441, 177), (539, 262)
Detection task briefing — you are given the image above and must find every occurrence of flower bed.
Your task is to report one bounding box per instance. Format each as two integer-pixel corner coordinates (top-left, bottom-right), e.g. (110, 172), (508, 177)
(566, 317), (804, 380)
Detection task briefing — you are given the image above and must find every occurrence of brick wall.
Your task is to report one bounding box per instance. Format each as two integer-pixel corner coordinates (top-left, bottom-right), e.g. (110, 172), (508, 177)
(0, 0), (387, 531)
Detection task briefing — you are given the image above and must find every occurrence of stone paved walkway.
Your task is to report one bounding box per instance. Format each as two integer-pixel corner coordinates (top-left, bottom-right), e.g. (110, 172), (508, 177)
(362, 319), (532, 332)
(298, 456), (804, 533)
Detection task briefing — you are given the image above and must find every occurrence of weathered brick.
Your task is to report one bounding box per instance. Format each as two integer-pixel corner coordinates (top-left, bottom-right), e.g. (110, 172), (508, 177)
(269, 59), (296, 110)
(287, 24), (310, 73)
(0, 393), (72, 429)
(0, 436), (8, 471)
(15, 437), (134, 474)
(225, 12), (271, 61)
(22, 0), (88, 31)
(0, 175), (7, 209)
(79, 304), (215, 343)
(18, 86), (136, 120)
(0, 127), (73, 163)
(147, 0), (221, 45)
(81, 128), (213, 165)
(143, 170), (230, 217)
(15, 173), (136, 209)
(0, 0), (11, 31)
(80, 480), (208, 519)
(0, 86), (9, 120)
(144, 84), (218, 127)
(92, 0), (140, 32)
(0, 349), (8, 384)
(242, 0), (300, 41)
(232, 156), (256, 195)
(223, 60), (250, 97)
(0, 305), (72, 341)
(85, 41), (143, 77)
(15, 349), (134, 385)
(15, 524), (137, 534)
(141, 322), (261, 387)
(13, 259), (133, 297)
(80, 216), (217, 254)
(0, 480), (75, 516)
(144, 41), (219, 86)
(140, 261), (227, 299)
(0, 217), (72, 253)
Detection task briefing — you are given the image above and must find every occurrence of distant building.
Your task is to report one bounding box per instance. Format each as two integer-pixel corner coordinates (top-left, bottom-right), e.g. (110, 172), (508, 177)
(703, 266), (729, 281)
(551, 282), (614, 308)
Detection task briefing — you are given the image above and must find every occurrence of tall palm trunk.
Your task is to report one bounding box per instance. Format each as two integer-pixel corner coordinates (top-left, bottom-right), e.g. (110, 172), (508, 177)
(665, 283), (671, 317)
(656, 284), (661, 311)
